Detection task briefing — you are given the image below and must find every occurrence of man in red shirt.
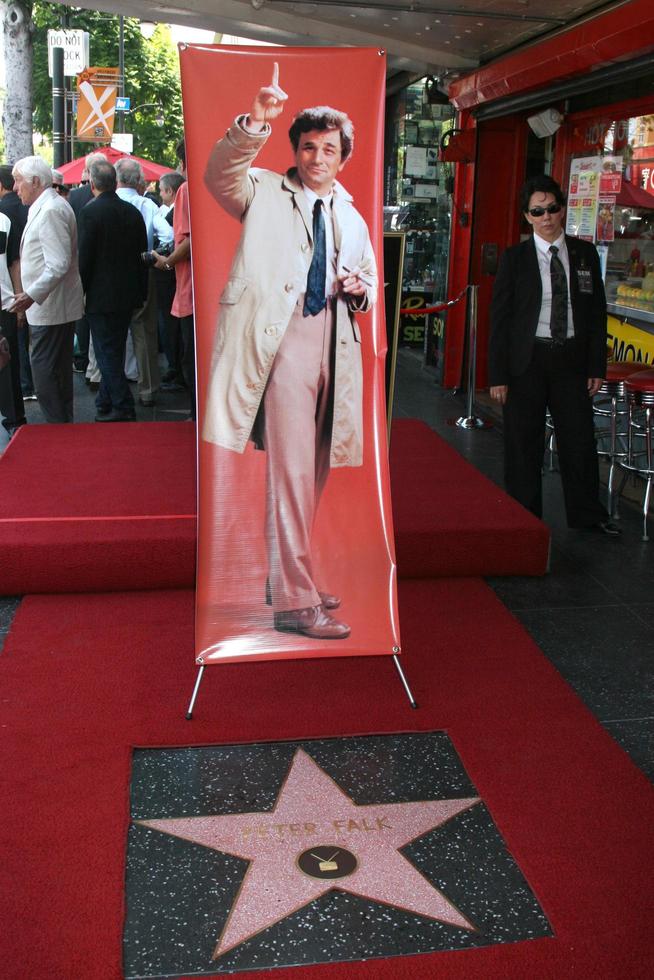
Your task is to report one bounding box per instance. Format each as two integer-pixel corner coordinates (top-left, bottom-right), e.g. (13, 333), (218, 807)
(154, 141), (195, 420)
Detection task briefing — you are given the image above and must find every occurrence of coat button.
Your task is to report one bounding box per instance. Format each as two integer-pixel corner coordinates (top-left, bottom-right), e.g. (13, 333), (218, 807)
(246, 382), (257, 390)
(301, 243), (309, 252)
(265, 326), (276, 336)
(284, 283), (293, 292)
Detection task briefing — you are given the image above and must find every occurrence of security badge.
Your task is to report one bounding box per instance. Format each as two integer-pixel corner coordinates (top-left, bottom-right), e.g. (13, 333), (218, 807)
(576, 265), (593, 294)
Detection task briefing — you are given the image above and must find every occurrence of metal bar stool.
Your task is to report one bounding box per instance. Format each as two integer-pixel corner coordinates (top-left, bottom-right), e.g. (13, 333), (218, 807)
(621, 368), (654, 541)
(594, 362), (649, 517)
(545, 411), (556, 472)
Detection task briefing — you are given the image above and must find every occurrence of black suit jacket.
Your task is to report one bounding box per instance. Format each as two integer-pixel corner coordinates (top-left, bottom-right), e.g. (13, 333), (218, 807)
(77, 191), (148, 314)
(69, 182), (94, 218)
(488, 234), (607, 386)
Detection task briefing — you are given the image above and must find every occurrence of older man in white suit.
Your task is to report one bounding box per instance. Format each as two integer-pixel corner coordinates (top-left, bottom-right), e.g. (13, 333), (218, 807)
(10, 156), (84, 423)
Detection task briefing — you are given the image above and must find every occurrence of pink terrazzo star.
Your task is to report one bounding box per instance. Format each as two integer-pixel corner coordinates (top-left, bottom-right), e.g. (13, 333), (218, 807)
(138, 748), (480, 958)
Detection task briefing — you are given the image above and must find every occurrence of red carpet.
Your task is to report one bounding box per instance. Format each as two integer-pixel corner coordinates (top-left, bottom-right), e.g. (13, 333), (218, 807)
(0, 419), (548, 594)
(1, 579), (651, 979)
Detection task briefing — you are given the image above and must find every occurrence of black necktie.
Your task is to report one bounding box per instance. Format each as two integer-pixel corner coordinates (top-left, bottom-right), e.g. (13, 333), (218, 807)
(549, 244), (568, 344)
(303, 199), (327, 317)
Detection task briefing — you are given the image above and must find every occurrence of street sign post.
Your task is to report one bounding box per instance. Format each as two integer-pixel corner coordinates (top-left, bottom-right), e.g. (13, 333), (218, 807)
(47, 30), (90, 77)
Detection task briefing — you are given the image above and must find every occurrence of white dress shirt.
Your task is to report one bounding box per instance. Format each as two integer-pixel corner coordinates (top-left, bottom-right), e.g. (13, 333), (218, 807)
(0, 212), (15, 310)
(533, 230), (574, 339)
(116, 187), (173, 250)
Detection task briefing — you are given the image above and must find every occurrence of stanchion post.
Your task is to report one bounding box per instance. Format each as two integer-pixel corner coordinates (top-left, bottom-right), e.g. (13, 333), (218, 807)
(456, 284), (487, 429)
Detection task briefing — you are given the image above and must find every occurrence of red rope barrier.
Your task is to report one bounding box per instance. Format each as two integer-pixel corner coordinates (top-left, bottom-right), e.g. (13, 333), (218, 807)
(399, 301), (450, 315)
(398, 285), (470, 317)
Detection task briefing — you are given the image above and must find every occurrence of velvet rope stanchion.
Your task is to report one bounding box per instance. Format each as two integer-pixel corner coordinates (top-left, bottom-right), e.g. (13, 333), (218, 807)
(456, 284), (489, 430)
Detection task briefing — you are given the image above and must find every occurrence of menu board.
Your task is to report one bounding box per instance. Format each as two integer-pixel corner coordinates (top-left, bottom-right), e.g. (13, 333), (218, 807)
(566, 156), (601, 241)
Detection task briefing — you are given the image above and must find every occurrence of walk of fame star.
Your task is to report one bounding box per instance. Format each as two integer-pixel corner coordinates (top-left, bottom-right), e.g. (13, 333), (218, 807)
(137, 748), (480, 959)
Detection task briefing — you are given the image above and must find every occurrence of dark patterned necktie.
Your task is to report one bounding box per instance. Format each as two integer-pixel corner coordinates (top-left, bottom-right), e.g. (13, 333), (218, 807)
(303, 199), (327, 317)
(549, 244), (568, 344)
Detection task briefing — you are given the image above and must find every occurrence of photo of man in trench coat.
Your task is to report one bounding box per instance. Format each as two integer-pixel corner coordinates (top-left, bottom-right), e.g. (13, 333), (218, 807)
(202, 64), (377, 640)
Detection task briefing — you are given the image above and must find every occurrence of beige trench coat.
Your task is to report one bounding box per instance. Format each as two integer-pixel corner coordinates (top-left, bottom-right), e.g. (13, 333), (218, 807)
(201, 117), (377, 468)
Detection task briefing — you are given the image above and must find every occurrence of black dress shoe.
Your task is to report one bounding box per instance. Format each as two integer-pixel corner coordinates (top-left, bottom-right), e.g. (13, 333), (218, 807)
(95, 410), (136, 422)
(265, 578), (341, 609)
(597, 520), (622, 536)
(274, 606), (351, 639)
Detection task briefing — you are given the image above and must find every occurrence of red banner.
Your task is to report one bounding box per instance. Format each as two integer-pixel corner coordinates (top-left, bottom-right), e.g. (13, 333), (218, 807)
(180, 46), (399, 664)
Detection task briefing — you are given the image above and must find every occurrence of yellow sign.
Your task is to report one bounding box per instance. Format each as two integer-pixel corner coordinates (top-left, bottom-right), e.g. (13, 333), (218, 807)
(76, 67), (119, 142)
(607, 314), (654, 365)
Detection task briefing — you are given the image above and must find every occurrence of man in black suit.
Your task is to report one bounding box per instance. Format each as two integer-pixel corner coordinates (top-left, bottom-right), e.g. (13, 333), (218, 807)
(69, 152), (107, 374)
(0, 164), (31, 414)
(77, 159), (147, 422)
(489, 174), (617, 534)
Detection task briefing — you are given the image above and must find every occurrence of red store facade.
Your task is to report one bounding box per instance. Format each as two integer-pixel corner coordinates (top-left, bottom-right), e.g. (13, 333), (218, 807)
(442, 0), (654, 389)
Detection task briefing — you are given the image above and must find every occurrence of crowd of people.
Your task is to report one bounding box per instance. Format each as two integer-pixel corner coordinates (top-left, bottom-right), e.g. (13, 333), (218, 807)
(0, 143), (195, 436)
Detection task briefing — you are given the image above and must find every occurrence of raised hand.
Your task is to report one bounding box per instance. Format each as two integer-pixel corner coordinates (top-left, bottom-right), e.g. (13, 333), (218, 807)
(249, 62), (288, 127)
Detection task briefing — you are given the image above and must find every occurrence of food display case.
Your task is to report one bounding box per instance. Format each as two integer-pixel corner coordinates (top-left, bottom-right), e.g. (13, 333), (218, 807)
(604, 192), (654, 362)
(565, 114), (654, 364)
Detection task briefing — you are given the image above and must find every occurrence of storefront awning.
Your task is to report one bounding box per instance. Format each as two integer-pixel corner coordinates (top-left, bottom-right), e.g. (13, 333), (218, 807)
(616, 180), (654, 211)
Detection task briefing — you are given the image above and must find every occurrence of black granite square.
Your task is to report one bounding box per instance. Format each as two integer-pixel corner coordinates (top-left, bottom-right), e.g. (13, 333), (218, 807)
(124, 733), (551, 977)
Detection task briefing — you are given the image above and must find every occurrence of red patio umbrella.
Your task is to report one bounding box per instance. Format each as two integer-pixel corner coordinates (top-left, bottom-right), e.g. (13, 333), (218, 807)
(58, 147), (174, 184)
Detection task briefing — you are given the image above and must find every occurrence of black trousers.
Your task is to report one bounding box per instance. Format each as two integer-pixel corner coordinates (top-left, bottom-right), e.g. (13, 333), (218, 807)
(502, 339), (607, 527)
(0, 310), (26, 431)
(179, 314), (196, 420)
(154, 268), (184, 382)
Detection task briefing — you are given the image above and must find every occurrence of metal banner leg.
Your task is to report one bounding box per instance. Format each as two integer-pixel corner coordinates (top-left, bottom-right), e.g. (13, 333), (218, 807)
(392, 654), (418, 709)
(186, 665), (205, 720)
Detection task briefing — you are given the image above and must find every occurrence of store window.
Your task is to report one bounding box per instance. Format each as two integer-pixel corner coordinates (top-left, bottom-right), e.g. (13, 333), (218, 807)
(565, 110), (654, 363)
(384, 79), (455, 375)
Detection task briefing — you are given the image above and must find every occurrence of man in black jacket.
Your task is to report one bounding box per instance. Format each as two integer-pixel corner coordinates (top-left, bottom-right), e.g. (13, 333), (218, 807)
(0, 164), (28, 434)
(77, 159), (147, 422)
(489, 174), (617, 534)
(70, 151), (107, 374)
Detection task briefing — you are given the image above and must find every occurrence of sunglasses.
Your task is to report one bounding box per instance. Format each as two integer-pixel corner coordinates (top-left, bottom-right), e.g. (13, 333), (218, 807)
(528, 203), (562, 217)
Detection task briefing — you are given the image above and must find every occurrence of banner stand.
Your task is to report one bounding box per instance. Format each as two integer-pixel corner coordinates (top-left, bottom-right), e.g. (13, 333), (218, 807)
(185, 652), (417, 721)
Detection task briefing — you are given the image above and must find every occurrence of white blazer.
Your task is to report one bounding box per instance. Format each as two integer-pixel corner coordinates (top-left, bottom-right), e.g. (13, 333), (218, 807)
(20, 187), (84, 326)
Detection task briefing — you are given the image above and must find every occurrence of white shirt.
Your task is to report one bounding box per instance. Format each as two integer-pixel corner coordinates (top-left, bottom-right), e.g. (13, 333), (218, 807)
(116, 187), (173, 250)
(302, 186), (337, 298)
(533, 230), (574, 339)
(0, 212), (15, 310)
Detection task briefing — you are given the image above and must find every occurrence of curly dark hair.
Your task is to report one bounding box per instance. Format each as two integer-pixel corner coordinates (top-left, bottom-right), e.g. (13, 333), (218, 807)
(288, 107), (354, 161)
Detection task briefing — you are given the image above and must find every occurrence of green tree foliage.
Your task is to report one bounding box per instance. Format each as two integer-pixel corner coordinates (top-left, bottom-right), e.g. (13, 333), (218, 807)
(32, 3), (182, 167)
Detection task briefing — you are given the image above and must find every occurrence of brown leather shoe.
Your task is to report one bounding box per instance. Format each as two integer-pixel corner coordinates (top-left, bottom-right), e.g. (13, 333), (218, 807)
(265, 580), (341, 609)
(274, 605), (351, 639)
